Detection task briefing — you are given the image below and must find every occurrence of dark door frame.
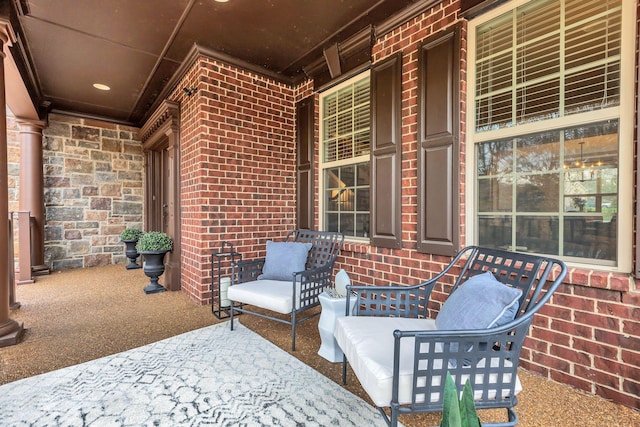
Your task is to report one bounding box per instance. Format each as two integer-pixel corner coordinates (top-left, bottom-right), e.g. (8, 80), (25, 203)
(138, 100), (181, 291)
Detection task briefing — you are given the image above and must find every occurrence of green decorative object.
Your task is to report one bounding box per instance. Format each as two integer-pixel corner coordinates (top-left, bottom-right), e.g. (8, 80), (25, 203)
(119, 228), (144, 242)
(136, 232), (173, 294)
(440, 372), (482, 427)
(136, 231), (173, 252)
(120, 228), (144, 270)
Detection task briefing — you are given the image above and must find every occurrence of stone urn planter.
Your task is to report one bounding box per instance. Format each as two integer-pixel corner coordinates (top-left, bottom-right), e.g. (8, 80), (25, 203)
(119, 228), (144, 270)
(136, 231), (173, 294)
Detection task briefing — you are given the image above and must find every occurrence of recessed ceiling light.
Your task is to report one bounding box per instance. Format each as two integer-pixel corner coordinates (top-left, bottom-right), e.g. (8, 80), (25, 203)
(93, 83), (111, 91)
(214, 0), (229, 2)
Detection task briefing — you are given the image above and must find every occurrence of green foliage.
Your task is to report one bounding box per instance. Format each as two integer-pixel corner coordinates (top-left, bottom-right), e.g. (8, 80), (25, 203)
(120, 227), (144, 241)
(440, 372), (482, 427)
(136, 231), (173, 252)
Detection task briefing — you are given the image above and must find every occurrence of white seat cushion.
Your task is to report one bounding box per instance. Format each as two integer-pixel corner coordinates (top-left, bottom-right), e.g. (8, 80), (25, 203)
(334, 316), (522, 408)
(227, 279), (300, 314)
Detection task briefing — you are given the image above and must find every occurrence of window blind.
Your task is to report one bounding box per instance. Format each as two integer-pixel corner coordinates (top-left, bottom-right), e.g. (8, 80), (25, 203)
(475, 0), (621, 133)
(322, 77), (371, 163)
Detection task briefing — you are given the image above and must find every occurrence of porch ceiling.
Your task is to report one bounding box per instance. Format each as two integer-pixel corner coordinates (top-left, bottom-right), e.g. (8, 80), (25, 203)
(8, 0), (419, 126)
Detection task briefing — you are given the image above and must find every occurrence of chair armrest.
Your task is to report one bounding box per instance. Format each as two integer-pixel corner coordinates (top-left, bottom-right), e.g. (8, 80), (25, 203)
(291, 264), (333, 310)
(390, 321), (529, 411)
(346, 280), (436, 318)
(232, 259), (265, 284)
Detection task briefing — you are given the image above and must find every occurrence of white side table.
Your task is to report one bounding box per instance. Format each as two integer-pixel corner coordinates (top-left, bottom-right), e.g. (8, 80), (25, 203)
(318, 291), (356, 363)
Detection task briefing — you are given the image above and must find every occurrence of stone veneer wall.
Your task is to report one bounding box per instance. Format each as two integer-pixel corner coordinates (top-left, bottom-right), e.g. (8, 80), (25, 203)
(42, 113), (143, 270)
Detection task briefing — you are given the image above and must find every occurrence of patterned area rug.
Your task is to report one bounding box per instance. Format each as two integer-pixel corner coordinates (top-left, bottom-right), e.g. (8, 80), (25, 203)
(0, 321), (385, 426)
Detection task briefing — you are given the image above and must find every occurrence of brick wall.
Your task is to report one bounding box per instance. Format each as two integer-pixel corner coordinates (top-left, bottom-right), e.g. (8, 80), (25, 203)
(295, 0), (640, 411)
(173, 57), (297, 304)
(42, 114), (143, 270)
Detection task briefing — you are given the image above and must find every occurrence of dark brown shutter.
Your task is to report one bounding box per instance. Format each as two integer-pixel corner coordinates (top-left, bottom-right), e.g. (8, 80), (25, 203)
(296, 97), (314, 230)
(416, 26), (461, 256)
(370, 53), (402, 248)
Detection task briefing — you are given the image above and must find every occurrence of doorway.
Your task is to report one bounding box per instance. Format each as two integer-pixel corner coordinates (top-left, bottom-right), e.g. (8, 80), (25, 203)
(139, 101), (181, 291)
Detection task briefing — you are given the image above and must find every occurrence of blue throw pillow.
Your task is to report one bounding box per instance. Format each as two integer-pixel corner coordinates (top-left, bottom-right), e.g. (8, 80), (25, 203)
(435, 271), (522, 368)
(436, 271), (523, 330)
(259, 241), (313, 281)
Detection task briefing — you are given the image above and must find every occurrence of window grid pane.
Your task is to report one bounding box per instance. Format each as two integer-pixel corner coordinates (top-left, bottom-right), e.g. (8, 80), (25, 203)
(321, 74), (371, 238)
(476, 121), (618, 262)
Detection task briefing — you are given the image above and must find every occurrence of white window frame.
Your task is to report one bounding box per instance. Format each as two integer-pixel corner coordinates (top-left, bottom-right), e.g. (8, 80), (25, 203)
(465, 0), (636, 272)
(318, 71), (371, 239)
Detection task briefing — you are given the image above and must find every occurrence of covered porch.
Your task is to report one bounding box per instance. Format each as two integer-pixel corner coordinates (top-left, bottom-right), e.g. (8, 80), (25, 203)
(2, 264), (638, 426)
(0, 0), (638, 416)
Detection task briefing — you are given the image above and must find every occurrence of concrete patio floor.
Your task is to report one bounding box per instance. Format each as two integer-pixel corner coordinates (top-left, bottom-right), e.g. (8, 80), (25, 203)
(1, 264), (638, 426)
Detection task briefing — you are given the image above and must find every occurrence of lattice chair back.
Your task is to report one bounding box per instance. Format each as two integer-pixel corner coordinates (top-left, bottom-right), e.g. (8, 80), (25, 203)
(453, 246), (561, 320)
(286, 229), (344, 270)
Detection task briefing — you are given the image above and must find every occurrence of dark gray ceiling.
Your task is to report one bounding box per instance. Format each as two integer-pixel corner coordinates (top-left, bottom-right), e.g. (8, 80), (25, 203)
(9, 0), (420, 126)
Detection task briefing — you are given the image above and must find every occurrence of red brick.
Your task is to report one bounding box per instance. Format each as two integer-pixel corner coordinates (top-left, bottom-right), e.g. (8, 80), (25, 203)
(574, 337), (619, 361)
(549, 369), (593, 394)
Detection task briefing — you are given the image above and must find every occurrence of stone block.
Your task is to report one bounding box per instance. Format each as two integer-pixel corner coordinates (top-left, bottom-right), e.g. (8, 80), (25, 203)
(95, 162), (112, 172)
(90, 197), (112, 210)
(52, 258), (83, 271)
(77, 221), (99, 229)
(113, 201), (142, 215)
(112, 159), (128, 170)
(44, 225), (64, 241)
(91, 236), (108, 246)
(102, 139), (122, 152)
(43, 136), (63, 151)
(44, 164), (64, 176)
(102, 129), (118, 138)
(45, 122), (71, 138)
(65, 158), (94, 174)
(82, 228), (99, 236)
(69, 240), (90, 254)
(72, 125), (100, 142)
(45, 176), (70, 187)
(85, 254), (112, 267)
(101, 183), (122, 197)
(45, 245), (68, 260)
(95, 172), (117, 183)
(123, 142), (142, 154)
(118, 170), (143, 181)
(78, 141), (100, 150)
(70, 174), (95, 186)
(63, 188), (81, 199)
(64, 230), (82, 240)
(91, 150), (112, 162)
(47, 207), (83, 221)
(82, 186), (99, 196)
(85, 211), (108, 221)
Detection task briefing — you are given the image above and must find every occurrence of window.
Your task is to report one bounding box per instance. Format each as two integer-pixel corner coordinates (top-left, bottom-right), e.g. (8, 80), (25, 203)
(320, 73), (371, 238)
(468, 0), (633, 268)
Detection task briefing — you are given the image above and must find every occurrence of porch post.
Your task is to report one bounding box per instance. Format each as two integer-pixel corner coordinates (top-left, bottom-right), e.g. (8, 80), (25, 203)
(17, 118), (48, 273)
(0, 19), (24, 346)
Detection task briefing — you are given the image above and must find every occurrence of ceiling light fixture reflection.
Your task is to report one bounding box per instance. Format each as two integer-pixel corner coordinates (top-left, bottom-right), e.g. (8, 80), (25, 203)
(93, 83), (111, 91)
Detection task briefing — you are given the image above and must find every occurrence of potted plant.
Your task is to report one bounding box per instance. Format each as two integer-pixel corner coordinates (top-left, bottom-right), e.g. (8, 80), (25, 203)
(440, 372), (482, 427)
(119, 228), (144, 270)
(136, 231), (173, 294)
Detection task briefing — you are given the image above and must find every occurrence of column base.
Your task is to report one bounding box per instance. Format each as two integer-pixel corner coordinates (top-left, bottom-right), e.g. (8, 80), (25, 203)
(0, 320), (24, 348)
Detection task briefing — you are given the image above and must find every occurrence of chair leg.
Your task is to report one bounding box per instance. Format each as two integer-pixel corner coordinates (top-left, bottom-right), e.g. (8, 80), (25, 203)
(291, 311), (297, 351)
(230, 304), (235, 331)
(342, 355), (347, 384)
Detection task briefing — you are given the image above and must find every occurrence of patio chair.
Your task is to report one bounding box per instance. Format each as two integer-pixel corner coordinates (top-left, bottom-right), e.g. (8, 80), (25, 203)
(334, 246), (567, 427)
(228, 229), (344, 350)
